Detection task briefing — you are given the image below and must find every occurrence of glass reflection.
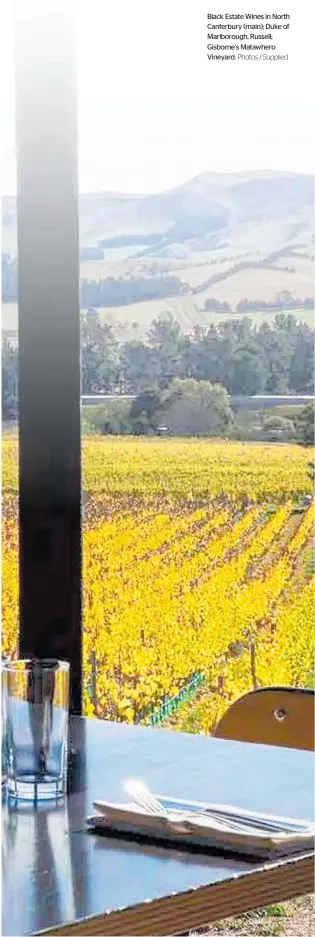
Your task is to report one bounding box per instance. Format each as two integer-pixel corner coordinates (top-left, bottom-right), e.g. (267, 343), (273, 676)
(2, 798), (75, 934)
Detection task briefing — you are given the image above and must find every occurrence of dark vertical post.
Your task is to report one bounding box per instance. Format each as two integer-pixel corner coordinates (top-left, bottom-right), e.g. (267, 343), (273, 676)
(14, 2), (82, 712)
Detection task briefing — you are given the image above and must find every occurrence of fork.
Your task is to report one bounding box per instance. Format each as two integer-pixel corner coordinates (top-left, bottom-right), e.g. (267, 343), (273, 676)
(123, 781), (304, 836)
(124, 780), (170, 818)
(124, 781), (244, 832)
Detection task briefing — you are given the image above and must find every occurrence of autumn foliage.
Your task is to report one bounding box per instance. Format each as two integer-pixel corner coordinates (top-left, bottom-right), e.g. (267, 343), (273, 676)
(2, 436), (314, 733)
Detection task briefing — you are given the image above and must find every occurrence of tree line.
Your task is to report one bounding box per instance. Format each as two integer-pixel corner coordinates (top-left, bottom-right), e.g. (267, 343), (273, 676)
(3, 308), (314, 404)
(80, 275), (184, 307)
(1, 254), (186, 305)
(235, 291), (313, 313)
(80, 308), (314, 397)
(3, 254), (314, 315)
(3, 309), (314, 442)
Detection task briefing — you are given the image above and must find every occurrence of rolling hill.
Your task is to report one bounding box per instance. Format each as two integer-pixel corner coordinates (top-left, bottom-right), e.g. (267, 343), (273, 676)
(2, 170), (314, 337)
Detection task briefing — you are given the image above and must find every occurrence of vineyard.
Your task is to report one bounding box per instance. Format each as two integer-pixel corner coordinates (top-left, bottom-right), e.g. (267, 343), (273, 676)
(2, 436), (314, 734)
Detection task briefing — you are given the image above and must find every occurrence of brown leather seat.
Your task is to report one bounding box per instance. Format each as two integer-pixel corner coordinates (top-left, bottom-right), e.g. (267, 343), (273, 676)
(214, 687), (315, 751)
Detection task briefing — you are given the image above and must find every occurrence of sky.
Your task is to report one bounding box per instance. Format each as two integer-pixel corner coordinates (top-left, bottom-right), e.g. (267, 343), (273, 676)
(1, 0), (314, 195)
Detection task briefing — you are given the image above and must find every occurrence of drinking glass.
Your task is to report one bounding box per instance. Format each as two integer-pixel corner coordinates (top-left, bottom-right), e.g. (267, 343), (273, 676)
(2, 655), (10, 789)
(4, 659), (69, 801)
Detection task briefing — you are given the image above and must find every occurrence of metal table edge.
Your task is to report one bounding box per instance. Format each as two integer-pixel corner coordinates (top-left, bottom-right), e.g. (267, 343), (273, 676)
(33, 850), (315, 937)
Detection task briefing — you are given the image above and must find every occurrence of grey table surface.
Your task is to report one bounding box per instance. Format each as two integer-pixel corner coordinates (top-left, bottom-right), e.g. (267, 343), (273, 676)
(2, 716), (314, 937)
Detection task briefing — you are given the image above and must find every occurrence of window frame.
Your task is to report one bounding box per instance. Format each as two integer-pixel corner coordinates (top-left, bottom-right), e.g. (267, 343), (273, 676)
(14, 3), (82, 713)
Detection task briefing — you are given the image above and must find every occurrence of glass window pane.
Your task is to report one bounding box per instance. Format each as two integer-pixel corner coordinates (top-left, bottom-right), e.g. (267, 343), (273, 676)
(2, 1), (314, 726)
(77, 4), (314, 733)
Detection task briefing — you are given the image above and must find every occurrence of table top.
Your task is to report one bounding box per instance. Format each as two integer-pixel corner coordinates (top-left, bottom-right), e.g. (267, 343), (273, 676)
(2, 716), (314, 937)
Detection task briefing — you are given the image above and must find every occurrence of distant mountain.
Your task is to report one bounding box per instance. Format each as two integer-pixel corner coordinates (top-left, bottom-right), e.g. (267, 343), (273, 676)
(2, 170), (314, 257)
(2, 171), (314, 340)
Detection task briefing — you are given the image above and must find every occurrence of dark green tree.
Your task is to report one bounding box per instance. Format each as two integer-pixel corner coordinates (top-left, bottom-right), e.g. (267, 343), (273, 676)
(2, 255), (18, 302)
(147, 312), (182, 388)
(294, 403), (315, 446)
(81, 308), (119, 393)
(121, 341), (152, 394)
(129, 388), (166, 434)
(162, 378), (233, 437)
(2, 338), (18, 420)
(289, 324), (314, 393)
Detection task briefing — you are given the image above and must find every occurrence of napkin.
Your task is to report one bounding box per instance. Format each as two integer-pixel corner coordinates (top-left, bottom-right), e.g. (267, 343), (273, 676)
(87, 795), (315, 859)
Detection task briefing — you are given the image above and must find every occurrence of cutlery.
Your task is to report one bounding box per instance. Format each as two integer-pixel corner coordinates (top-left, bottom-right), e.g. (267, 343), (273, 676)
(175, 805), (306, 834)
(124, 780), (170, 818)
(122, 782), (268, 835)
(123, 782), (308, 836)
(123, 781), (230, 829)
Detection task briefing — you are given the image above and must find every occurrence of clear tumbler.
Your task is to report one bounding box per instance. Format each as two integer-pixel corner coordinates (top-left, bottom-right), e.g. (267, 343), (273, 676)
(2, 655), (9, 788)
(4, 659), (69, 801)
